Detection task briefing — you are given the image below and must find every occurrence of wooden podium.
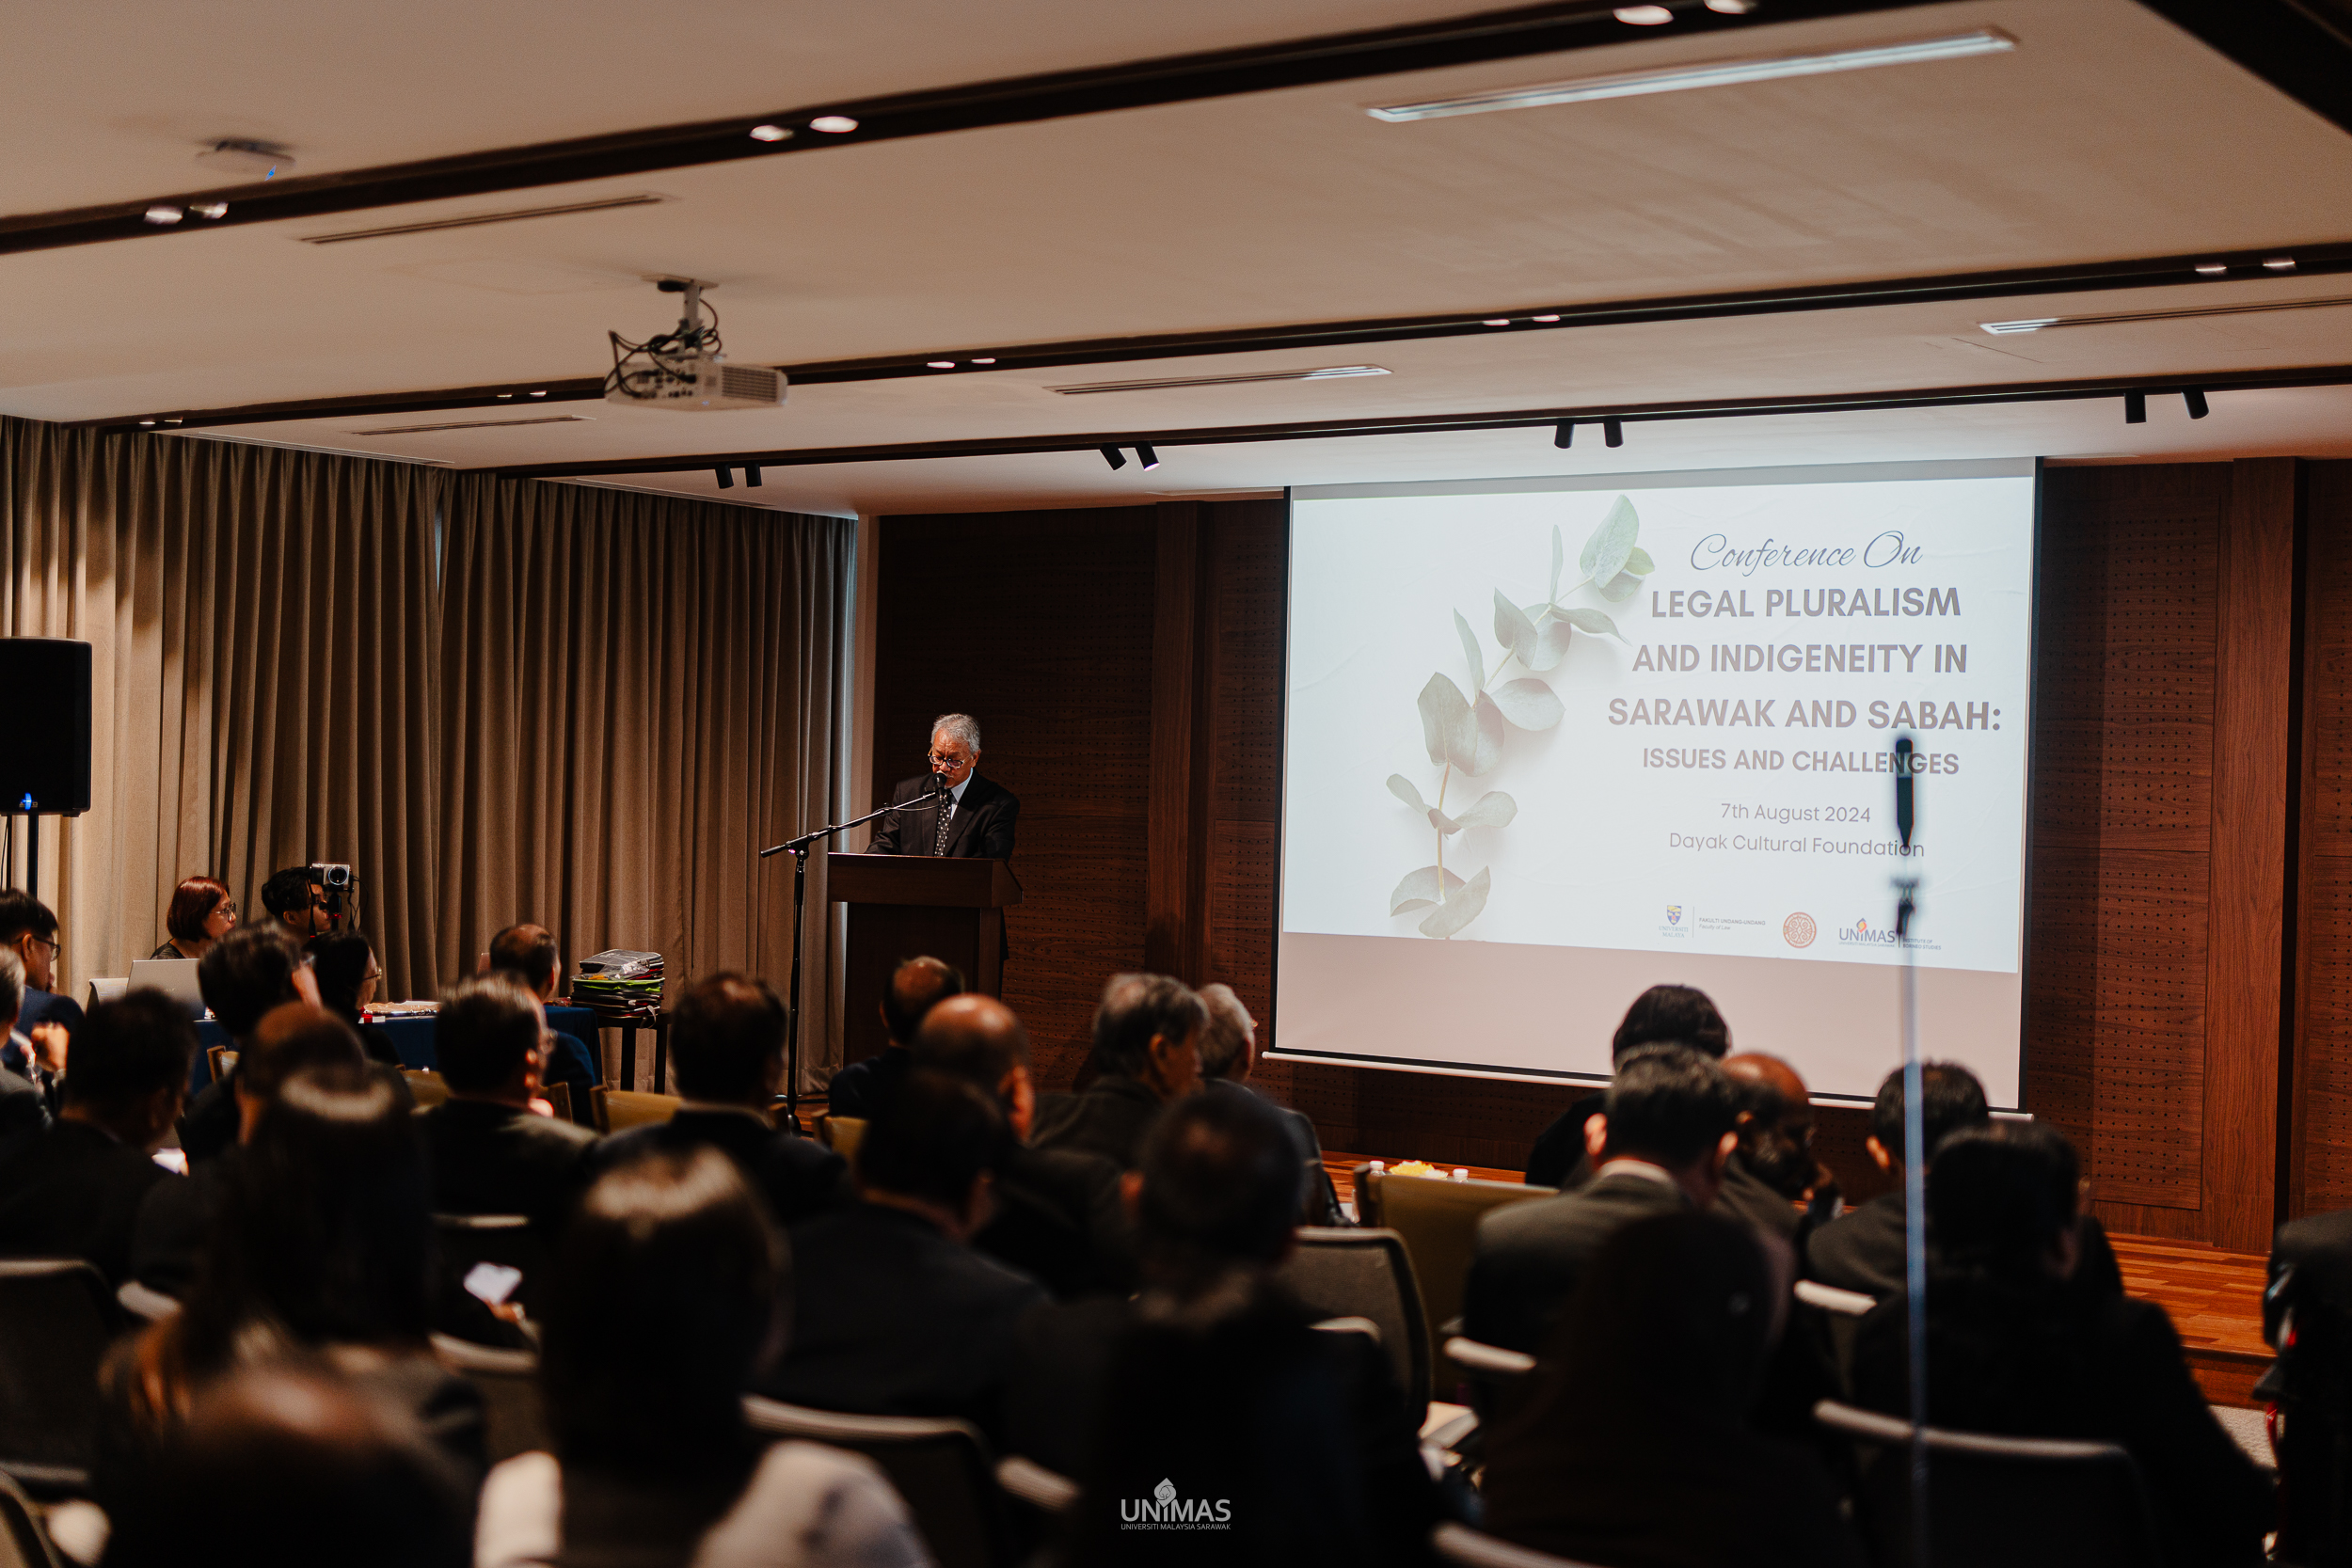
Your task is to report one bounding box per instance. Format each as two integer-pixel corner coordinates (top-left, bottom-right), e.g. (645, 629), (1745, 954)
(829, 852), (1021, 1067)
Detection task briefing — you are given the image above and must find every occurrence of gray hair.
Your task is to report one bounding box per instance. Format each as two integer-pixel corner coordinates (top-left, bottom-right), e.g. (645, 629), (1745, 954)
(1198, 983), (1255, 1080)
(0, 948), (20, 1026)
(1091, 973), (1208, 1078)
(931, 713), (981, 754)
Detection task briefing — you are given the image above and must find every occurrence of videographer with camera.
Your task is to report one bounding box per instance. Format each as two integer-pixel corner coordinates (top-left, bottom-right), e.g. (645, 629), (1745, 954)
(260, 865), (342, 940)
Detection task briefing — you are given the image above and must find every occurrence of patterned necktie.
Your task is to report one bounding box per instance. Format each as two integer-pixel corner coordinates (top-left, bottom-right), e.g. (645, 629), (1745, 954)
(933, 788), (955, 856)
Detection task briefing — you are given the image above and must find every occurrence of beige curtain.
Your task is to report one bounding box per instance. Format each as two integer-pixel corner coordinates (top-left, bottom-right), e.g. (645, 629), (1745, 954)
(0, 419), (443, 995)
(437, 476), (853, 1089)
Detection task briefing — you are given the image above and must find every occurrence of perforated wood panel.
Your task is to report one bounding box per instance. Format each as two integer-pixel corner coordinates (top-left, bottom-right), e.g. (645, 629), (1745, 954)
(2296, 462), (2352, 1212)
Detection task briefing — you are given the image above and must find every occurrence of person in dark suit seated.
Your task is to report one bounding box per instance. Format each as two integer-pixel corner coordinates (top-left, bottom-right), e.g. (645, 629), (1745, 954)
(131, 1003), (375, 1296)
(1466, 1045), (1742, 1354)
(1713, 1053), (1833, 1243)
(594, 973), (846, 1227)
(97, 1063), (485, 1521)
(486, 923), (598, 1123)
(1806, 1061), (2122, 1300)
(828, 955), (962, 1126)
(0, 889), (78, 1085)
(914, 992), (1131, 1298)
(1523, 982), (1732, 1191)
(178, 925), (318, 1164)
(150, 874), (238, 962)
(416, 975), (598, 1226)
(0, 990), (194, 1284)
(1482, 1212), (1866, 1568)
(307, 930), (402, 1066)
(1198, 981), (1342, 1224)
(0, 951), (50, 1151)
(472, 1148), (926, 1568)
(865, 712), (1019, 860)
(756, 1070), (1046, 1439)
(260, 863), (334, 942)
(1852, 1124), (2272, 1566)
(1030, 973), (1208, 1170)
(1016, 1088), (1441, 1566)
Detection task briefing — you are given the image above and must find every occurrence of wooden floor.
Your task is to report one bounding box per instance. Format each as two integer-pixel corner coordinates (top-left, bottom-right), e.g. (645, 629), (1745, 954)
(1325, 1152), (2275, 1408)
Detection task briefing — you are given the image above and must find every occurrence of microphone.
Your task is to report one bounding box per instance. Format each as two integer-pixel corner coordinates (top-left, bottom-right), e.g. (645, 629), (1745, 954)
(1893, 735), (1915, 850)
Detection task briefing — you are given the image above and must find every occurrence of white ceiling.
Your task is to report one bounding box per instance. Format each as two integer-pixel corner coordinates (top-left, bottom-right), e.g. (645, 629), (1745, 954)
(4, 0), (2350, 514)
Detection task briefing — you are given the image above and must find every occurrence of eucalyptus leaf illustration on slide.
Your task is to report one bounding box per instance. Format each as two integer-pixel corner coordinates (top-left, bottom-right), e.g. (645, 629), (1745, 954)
(1389, 497), (1651, 937)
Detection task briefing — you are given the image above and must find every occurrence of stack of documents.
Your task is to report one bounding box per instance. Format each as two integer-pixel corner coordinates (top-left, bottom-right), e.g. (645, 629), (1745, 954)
(570, 949), (663, 1023)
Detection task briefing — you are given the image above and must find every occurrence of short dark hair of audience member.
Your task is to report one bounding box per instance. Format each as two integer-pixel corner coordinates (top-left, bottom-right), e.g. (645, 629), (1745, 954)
(65, 990), (196, 1150)
(670, 972), (788, 1104)
(543, 1148), (782, 1471)
(487, 923), (561, 998)
(857, 1069), (1010, 1228)
(1133, 1086), (1303, 1293)
(1928, 1122), (2085, 1280)
(1593, 1045), (1744, 1188)
(261, 864), (331, 936)
(0, 947), (23, 1046)
(1091, 972), (1209, 1099)
(102, 1360), (472, 1568)
(235, 1006), (370, 1142)
(1867, 1060), (1990, 1172)
(161, 875), (237, 958)
(1612, 983), (1732, 1061)
(437, 974), (546, 1097)
(883, 955), (963, 1046)
(1196, 983), (1259, 1083)
(0, 888), (60, 996)
(307, 930), (381, 1024)
(914, 993), (1034, 1131)
(198, 925), (313, 1041)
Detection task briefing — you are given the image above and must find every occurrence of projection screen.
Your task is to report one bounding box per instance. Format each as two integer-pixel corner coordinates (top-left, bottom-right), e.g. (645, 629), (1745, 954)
(1271, 459), (2038, 1107)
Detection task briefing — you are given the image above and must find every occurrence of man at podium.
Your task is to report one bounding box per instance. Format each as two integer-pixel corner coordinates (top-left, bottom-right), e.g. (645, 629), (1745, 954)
(867, 712), (1019, 859)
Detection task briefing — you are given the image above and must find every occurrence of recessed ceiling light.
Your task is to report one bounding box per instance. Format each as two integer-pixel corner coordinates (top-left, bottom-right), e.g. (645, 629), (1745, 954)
(191, 201), (229, 220)
(497, 393), (514, 399)
(1981, 293), (2352, 335)
(1369, 28), (2016, 121)
(529, 389), (547, 397)
(1050, 365), (1389, 395)
(1482, 318), (1512, 326)
(972, 357), (997, 365)
(928, 360), (957, 369)
(1532, 313), (1562, 322)
(1979, 318), (2059, 335)
(1614, 6), (1674, 23)
(749, 124), (791, 142)
(139, 419), (155, 426)
(2265, 257), (2296, 271)
(2196, 263), (2227, 275)
(1704, 0), (1757, 10)
(809, 115), (860, 134)
(144, 205), (183, 225)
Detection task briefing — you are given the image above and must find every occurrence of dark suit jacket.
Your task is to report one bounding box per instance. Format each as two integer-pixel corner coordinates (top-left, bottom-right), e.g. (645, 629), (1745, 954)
(1714, 1153), (1802, 1240)
(0, 1065), (48, 1153)
(757, 1202), (1046, 1440)
(865, 772), (1019, 860)
(977, 1140), (1134, 1300)
(129, 1155), (228, 1295)
(1204, 1078), (1343, 1225)
(596, 1106), (848, 1227)
(0, 1119), (174, 1284)
(3, 988), (83, 1080)
(1030, 1074), (1165, 1170)
(1524, 1091), (1605, 1191)
(1464, 1169), (1691, 1354)
(1805, 1188), (2124, 1301)
(419, 1099), (599, 1225)
(181, 1059), (416, 1166)
(826, 1046), (911, 1124)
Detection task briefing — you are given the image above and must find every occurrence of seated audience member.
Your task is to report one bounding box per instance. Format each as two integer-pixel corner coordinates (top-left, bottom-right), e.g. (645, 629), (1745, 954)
(1714, 1053), (1832, 1242)
(1482, 1212), (1865, 1568)
(417, 975), (597, 1226)
(476, 1148), (928, 1568)
(1040, 1089), (1441, 1568)
(0, 950), (47, 1148)
(261, 863), (333, 940)
(1198, 981), (1340, 1224)
(0, 990), (193, 1283)
(486, 922), (598, 1119)
(1853, 1124), (2272, 1565)
(1031, 973), (1207, 1168)
(98, 1063), (485, 1519)
(102, 1360), (475, 1568)
(1466, 1045), (1741, 1354)
(1805, 1061), (2122, 1300)
(594, 973), (846, 1226)
(0, 889), (77, 1079)
(151, 874), (237, 961)
(757, 1070), (1045, 1438)
(1524, 983), (1732, 1189)
(915, 992), (1131, 1298)
(179, 925), (318, 1162)
(131, 1005), (371, 1295)
(828, 955), (961, 1124)
(309, 929), (401, 1065)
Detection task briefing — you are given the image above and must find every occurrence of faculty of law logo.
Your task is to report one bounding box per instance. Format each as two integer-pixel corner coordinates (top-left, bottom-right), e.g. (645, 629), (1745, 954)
(1122, 1477), (1232, 1530)
(1665, 905), (1682, 926)
(1784, 912), (1818, 948)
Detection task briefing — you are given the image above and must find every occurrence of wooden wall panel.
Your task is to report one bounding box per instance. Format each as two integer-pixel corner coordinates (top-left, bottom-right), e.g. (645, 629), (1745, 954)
(2294, 462), (2352, 1216)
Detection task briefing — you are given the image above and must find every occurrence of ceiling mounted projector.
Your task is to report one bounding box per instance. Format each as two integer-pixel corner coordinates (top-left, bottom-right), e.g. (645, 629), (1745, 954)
(193, 138), (293, 179)
(603, 278), (786, 411)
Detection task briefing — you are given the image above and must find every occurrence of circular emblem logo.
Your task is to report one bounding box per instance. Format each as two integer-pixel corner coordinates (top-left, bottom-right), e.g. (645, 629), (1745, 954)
(1783, 912), (1818, 948)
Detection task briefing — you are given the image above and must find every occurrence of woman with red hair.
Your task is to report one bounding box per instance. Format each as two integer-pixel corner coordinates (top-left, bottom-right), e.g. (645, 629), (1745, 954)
(151, 876), (236, 962)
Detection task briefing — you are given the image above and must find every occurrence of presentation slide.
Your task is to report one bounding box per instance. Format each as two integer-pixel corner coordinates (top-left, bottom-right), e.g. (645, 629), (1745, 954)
(1274, 460), (2037, 1106)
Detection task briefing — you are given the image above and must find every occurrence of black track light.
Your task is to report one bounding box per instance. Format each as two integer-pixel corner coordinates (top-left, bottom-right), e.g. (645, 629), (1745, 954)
(1137, 445), (1160, 471)
(1603, 418), (1625, 448)
(746, 465), (764, 486)
(1554, 421), (1574, 449)
(2124, 392), (2147, 425)
(2184, 388), (2209, 420)
(715, 466), (735, 488)
(1101, 446), (1128, 470)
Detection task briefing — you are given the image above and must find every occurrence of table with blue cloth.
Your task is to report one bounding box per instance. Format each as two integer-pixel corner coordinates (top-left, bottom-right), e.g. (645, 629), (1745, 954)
(189, 1005), (605, 1092)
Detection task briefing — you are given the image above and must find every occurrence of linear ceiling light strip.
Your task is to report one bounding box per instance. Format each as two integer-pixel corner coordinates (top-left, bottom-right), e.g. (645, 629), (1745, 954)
(1979, 292), (2352, 334)
(297, 194), (670, 244)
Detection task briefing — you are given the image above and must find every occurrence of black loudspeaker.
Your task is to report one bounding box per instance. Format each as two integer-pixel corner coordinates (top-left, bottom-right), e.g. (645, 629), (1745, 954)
(0, 639), (91, 816)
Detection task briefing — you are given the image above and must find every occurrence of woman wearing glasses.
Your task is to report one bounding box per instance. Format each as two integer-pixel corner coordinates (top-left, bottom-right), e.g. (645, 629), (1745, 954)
(151, 876), (238, 962)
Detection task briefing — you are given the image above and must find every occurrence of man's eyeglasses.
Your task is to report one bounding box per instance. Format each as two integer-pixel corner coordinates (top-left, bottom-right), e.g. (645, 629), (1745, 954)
(26, 935), (58, 958)
(927, 751), (971, 768)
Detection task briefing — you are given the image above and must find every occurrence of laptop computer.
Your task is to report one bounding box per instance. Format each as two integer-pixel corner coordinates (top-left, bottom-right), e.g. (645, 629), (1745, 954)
(127, 958), (208, 1021)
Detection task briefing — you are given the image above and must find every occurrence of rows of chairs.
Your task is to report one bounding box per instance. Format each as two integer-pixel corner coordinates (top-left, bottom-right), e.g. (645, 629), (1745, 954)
(398, 1070), (678, 1135)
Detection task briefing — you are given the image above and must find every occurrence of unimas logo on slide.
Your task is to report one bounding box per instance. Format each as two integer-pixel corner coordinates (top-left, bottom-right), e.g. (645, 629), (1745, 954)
(1121, 1478), (1231, 1531)
(1783, 912), (1818, 948)
(1840, 916), (1898, 946)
